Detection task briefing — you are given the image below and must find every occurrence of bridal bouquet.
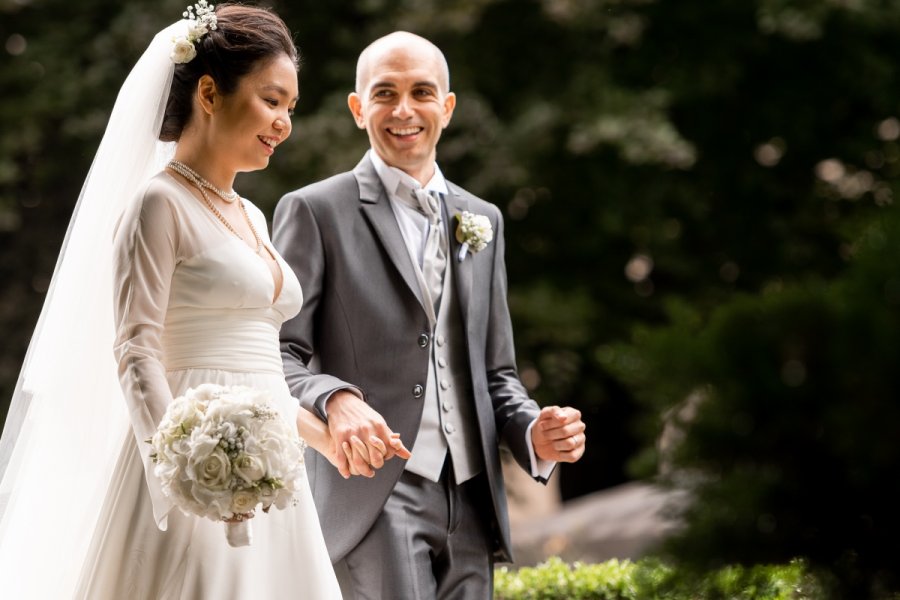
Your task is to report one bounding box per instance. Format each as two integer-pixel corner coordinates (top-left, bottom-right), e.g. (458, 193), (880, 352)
(149, 383), (306, 547)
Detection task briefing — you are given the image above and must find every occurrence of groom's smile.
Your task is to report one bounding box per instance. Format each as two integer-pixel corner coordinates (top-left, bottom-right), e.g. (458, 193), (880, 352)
(388, 125), (425, 140)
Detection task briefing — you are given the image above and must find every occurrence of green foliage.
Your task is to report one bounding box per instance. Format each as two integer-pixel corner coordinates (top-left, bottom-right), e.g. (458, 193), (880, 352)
(493, 556), (819, 600)
(604, 204), (900, 597)
(495, 557), (636, 600)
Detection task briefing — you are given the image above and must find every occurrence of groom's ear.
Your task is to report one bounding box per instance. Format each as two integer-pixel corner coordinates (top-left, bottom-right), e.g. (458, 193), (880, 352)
(347, 92), (366, 129)
(196, 75), (219, 116)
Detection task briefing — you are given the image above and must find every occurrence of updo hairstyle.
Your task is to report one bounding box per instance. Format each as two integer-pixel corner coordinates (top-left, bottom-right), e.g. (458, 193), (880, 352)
(159, 4), (299, 142)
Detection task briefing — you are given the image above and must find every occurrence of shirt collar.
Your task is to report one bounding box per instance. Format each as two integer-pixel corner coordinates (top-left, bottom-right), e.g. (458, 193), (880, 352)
(367, 150), (449, 199)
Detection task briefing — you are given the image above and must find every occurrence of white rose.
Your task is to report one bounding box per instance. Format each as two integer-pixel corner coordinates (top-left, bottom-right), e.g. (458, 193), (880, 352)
(188, 447), (231, 491)
(170, 37), (197, 64)
(233, 453), (266, 484)
(231, 489), (259, 515)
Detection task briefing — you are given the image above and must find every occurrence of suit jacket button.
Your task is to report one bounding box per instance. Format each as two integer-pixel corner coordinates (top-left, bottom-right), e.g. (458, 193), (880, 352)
(418, 333), (429, 348)
(413, 384), (424, 398)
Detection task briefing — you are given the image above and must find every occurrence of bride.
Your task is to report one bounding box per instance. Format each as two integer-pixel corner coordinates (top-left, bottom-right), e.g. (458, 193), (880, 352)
(0, 3), (407, 598)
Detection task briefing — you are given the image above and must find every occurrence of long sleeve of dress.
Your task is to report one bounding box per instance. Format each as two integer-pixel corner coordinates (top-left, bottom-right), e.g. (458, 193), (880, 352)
(111, 182), (180, 528)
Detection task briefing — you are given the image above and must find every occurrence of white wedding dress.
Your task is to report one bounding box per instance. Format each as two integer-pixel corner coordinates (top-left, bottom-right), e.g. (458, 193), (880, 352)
(73, 172), (342, 599)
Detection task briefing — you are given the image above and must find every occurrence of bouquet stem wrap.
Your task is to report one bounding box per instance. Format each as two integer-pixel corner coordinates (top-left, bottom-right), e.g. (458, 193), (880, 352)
(226, 521), (252, 547)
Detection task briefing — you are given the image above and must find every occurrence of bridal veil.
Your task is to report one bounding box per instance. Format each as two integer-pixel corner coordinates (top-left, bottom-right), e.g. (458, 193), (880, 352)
(0, 21), (183, 596)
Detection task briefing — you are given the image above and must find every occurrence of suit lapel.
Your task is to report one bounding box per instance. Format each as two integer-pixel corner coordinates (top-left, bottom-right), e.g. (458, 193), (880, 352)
(354, 157), (428, 314)
(443, 185), (473, 327)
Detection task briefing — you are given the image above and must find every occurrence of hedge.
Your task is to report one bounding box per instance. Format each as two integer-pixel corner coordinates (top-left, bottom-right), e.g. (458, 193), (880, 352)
(494, 556), (822, 599)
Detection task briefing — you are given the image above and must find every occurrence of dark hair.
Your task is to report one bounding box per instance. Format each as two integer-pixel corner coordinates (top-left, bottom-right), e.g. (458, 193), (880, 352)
(159, 4), (299, 142)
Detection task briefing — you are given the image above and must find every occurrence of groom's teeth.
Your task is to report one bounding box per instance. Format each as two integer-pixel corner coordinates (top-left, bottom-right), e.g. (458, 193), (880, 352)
(259, 137), (276, 148)
(391, 127), (422, 136)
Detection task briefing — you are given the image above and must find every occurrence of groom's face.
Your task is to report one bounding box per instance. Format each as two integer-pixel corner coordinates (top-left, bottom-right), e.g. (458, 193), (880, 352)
(349, 40), (456, 185)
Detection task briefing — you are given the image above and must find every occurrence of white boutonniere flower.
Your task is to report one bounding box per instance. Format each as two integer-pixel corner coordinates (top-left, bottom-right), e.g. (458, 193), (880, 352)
(454, 211), (493, 261)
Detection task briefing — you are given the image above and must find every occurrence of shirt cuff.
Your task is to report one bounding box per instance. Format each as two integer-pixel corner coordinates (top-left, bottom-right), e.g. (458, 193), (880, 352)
(314, 386), (364, 421)
(526, 418), (556, 480)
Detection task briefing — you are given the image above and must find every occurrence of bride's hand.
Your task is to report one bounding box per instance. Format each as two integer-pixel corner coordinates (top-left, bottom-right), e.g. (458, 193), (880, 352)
(338, 433), (411, 478)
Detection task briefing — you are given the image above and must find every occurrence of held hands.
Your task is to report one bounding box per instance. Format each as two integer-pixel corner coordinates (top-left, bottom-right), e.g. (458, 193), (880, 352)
(295, 399), (410, 479)
(326, 391), (411, 479)
(338, 432), (408, 478)
(531, 405), (587, 463)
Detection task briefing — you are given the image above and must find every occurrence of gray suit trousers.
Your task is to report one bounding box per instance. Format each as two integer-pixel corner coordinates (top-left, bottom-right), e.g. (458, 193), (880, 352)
(334, 461), (494, 600)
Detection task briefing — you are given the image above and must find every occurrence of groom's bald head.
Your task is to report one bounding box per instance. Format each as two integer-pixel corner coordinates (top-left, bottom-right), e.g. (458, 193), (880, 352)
(354, 31), (450, 95)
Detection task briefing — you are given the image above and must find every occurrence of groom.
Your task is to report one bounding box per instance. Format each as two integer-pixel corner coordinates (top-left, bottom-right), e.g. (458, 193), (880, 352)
(273, 31), (586, 599)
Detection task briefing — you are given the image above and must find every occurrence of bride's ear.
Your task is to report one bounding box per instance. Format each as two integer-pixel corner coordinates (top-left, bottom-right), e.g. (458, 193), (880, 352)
(196, 74), (219, 116)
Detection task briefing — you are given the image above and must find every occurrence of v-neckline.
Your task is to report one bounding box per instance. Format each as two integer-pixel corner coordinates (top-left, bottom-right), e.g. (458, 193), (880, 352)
(167, 172), (284, 305)
(258, 244), (285, 305)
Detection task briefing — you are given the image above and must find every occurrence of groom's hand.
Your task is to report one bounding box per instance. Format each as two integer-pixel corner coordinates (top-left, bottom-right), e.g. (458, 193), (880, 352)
(326, 391), (411, 478)
(531, 405), (587, 463)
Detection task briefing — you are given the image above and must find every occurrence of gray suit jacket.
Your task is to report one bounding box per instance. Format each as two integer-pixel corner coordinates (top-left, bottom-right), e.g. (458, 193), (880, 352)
(272, 155), (543, 563)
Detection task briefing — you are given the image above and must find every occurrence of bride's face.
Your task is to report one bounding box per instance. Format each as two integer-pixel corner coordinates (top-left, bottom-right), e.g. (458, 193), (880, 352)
(213, 53), (298, 173)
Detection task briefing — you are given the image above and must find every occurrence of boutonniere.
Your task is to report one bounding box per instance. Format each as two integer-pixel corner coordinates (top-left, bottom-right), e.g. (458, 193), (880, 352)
(454, 211), (494, 262)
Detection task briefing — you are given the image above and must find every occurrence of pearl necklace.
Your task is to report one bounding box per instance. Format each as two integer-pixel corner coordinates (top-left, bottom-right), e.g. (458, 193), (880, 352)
(168, 159), (239, 203)
(166, 161), (263, 254)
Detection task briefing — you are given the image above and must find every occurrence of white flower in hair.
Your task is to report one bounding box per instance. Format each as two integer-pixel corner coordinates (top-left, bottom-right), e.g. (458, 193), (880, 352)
(170, 1), (218, 64)
(171, 37), (197, 64)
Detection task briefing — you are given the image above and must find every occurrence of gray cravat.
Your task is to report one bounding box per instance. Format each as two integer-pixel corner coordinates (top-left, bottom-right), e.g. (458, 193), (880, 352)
(411, 188), (447, 310)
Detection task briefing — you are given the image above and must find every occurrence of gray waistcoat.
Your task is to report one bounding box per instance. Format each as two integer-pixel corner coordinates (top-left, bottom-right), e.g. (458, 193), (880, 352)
(404, 253), (484, 483)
